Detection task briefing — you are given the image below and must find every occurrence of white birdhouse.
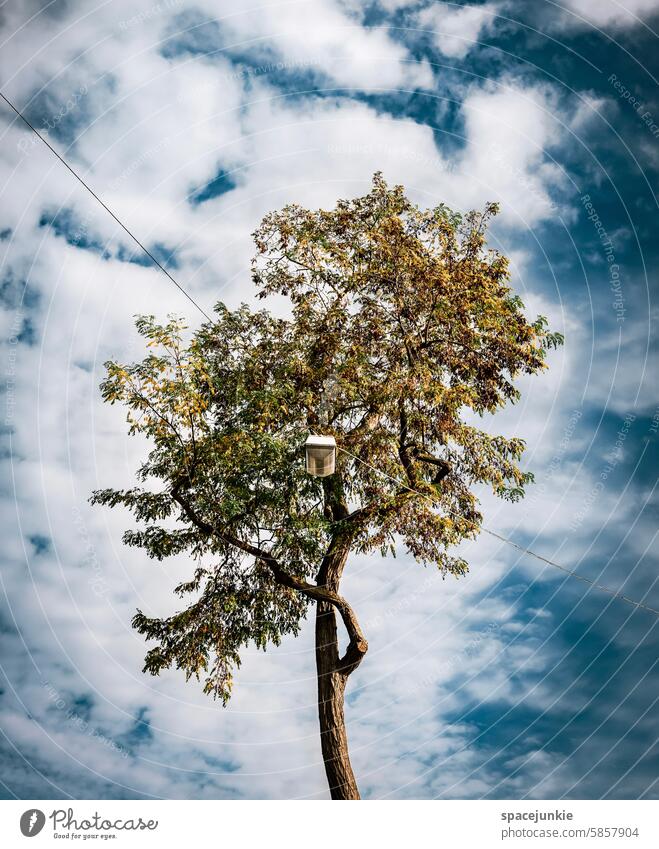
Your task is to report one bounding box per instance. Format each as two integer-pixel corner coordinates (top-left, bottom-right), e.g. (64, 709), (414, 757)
(304, 435), (337, 477)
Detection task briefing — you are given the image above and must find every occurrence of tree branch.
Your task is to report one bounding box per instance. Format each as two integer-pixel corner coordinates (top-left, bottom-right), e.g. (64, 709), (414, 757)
(170, 474), (367, 675)
(410, 447), (451, 482)
(398, 399), (419, 487)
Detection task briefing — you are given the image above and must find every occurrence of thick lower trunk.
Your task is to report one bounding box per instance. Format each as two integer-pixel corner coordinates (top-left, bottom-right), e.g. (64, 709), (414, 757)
(315, 599), (360, 799)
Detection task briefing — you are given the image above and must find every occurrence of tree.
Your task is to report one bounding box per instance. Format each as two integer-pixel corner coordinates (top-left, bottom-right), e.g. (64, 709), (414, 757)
(92, 174), (563, 799)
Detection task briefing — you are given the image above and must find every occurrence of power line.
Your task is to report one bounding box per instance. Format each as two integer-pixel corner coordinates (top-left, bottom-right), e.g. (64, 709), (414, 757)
(3, 89), (655, 618)
(0, 90), (213, 322)
(337, 447), (659, 618)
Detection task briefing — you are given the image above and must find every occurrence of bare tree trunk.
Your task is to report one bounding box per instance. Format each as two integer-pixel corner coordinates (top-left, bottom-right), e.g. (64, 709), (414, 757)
(314, 530), (367, 800)
(315, 599), (361, 799)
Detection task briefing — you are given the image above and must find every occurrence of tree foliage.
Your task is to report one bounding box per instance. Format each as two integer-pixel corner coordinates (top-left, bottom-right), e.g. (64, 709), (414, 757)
(92, 174), (562, 704)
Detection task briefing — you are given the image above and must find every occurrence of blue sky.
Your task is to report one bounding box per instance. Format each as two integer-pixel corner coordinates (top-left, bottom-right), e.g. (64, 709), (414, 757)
(0, 0), (657, 800)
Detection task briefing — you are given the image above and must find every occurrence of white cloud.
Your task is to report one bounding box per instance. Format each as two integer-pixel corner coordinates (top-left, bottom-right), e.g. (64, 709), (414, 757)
(558, 0), (659, 30)
(302, 78), (571, 226)
(190, 0), (435, 91)
(417, 2), (499, 59)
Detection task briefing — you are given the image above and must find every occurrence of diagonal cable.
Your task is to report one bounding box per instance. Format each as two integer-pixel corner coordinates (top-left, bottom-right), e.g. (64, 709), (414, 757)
(337, 446), (659, 617)
(0, 89), (213, 322)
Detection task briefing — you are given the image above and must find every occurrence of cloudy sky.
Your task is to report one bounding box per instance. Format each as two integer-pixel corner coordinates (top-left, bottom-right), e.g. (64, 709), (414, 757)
(0, 0), (657, 800)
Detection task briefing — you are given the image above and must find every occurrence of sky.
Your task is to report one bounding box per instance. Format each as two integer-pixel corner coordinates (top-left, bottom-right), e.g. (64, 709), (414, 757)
(0, 0), (657, 801)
